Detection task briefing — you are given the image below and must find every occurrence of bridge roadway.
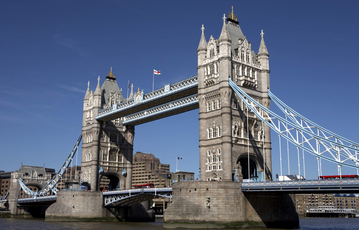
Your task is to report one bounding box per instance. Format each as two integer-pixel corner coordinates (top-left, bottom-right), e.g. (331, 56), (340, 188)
(15, 179), (359, 206)
(96, 75), (198, 125)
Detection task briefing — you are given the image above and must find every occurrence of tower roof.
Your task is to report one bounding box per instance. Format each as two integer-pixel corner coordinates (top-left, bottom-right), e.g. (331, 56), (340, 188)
(258, 30), (269, 56)
(101, 68), (125, 105)
(197, 24), (207, 51)
(84, 81), (90, 99)
(219, 14), (231, 42)
(222, 7), (245, 54)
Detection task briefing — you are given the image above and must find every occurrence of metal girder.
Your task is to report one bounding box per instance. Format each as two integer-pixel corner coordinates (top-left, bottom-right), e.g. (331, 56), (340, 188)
(0, 190), (9, 201)
(18, 134), (82, 197)
(242, 179), (359, 193)
(103, 188), (172, 207)
(122, 94), (198, 125)
(97, 75), (198, 121)
(17, 195), (57, 204)
(229, 78), (359, 169)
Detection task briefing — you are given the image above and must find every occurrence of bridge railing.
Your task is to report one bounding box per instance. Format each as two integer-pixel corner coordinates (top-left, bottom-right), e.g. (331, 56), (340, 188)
(97, 75), (198, 118)
(242, 179), (359, 187)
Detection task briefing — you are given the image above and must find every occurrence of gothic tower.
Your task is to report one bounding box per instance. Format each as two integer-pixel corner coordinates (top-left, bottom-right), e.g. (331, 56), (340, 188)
(198, 8), (272, 182)
(81, 68), (134, 190)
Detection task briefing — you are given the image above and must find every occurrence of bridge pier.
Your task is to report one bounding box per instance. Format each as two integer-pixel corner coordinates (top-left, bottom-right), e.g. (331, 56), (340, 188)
(163, 181), (299, 229)
(45, 191), (154, 222)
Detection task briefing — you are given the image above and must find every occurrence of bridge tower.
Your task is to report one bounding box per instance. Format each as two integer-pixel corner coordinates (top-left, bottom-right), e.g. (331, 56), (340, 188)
(197, 9), (272, 182)
(81, 69), (134, 191)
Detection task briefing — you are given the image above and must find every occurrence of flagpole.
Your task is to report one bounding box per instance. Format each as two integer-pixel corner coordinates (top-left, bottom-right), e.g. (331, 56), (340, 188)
(127, 80), (129, 100)
(176, 156), (178, 172)
(152, 69), (154, 92)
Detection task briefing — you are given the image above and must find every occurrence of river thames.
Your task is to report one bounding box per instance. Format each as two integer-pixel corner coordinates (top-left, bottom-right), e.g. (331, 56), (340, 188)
(1, 218), (359, 230)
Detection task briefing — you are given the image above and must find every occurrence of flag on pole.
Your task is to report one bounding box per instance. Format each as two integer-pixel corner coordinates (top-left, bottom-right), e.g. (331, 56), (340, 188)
(177, 157), (183, 160)
(154, 69), (161, 75)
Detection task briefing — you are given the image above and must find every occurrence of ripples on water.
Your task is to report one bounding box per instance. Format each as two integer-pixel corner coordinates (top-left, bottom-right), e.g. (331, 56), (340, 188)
(1, 218), (359, 230)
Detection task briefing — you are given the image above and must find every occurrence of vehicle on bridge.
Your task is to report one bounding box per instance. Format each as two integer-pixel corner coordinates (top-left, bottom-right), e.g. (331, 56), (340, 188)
(134, 183), (155, 188)
(320, 175), (359, 180)
(278, 175), (305, 181)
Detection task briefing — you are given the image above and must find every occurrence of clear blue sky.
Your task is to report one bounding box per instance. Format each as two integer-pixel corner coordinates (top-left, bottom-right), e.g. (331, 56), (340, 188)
(1, 1), (359, 180)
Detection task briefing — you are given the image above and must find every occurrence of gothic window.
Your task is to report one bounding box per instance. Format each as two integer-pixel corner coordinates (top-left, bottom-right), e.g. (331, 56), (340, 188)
(217, 148), (221, 155)
(216, 100), (220, 109)
(210, 49), (214, 58)
(239, 65), (242, 75)
(86, 151), (92, 162)
(213, 128), (217, 138)
(109, 151), (116, 162)
(241, 48), (244, 61)
(216, 46), (219, 55)
(210, 64), (214, 74)
(209, 128), (213, 138)
(213, 155), (217, 163)
(218, 126), (222, 137)
(218, 100), (221, 109)
(207, 129), (210, 139)
(246, 50), (249, 63)
(216, 127), (220, 137)
(110, 133), (118, 143)
(213, 165), (217, 170)
(207, 150), (211, 156)
(211, 101), (215, 110)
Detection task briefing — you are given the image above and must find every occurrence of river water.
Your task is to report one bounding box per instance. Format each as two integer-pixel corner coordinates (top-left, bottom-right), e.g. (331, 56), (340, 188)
(0, 217), (359, 230)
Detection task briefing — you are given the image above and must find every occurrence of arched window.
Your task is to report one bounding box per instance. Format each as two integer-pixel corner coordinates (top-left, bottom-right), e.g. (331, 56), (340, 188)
(210, 49), (214, 58)
(210, 64), (214, 74)
(219, 126), (222, 137)
(207, 129), (210, 139)
(213, 128), (217, 138)
(241, 48), (244, 61)
(207, 102), (210, 111)
(110, 133), (118, 143)
(209, 128), (213, 138)
(211, 101), (215, 110)
(246, 50), (249, 63)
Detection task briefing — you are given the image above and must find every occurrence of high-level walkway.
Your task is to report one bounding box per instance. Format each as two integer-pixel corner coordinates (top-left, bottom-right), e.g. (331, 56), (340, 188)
(96, 75), (198, 125)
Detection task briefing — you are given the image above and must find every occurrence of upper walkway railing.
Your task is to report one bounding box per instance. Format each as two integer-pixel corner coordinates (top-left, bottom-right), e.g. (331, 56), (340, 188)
(242, 179), (359, 193)
(96, 75), (198, 121)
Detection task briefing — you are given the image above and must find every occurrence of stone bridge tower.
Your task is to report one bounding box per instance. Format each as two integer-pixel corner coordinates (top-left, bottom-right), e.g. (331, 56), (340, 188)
(198, 9), (272, 182)
(81, 68), (134, 191)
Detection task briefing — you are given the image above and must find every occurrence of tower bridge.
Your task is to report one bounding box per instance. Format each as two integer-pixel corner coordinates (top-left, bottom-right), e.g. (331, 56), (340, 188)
(8, 7), (359, 229)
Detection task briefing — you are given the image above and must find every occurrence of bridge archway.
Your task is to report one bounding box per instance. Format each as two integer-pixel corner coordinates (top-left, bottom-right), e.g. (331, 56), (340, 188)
(99, 173), (121, 191)
(237, 155), (258, 181)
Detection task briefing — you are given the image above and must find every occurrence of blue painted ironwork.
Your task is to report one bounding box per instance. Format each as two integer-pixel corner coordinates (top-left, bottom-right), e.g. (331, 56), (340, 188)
(18, 134), (82, 197)
(103, 187), (172, 206)
(229, 78), (359, 169)
(0, 190), (9, 201)
(123, 94), (198, 125)
(97, 75), (198, 120)
(242, 179), (359, 193)
(17, 195), (57, 204)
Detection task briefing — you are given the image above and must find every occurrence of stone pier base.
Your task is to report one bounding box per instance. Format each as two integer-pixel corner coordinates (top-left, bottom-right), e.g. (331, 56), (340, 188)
(45, 191), (155, 222)
(164, 181), (299, 229)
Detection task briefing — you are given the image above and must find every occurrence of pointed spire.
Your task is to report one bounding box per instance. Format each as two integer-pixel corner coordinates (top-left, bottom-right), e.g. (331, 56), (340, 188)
(197, 24), (207, 51)
(129, 84), (134, 99)
(94, 76), (101, 95)
(84, 81), (90, 99)
(219, 14), (231, 42)
(106, 67), (116, 79)
(258, 30), (269, 56)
